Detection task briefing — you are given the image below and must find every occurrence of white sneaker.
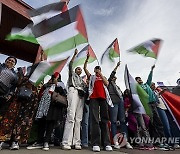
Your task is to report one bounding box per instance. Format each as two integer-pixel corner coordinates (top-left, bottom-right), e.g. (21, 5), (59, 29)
(62, 145), (71, 150)
(174, 144), (180, 149)
(10, 142), (19, 150)
(27, 142), (43, 150)
(42, 142), (49, 151)
(75, 145), (81, 150)
(125, 142), (133, 149)
(105, 145), (113, 151)
(114, 142), (120, 149)
(114, 144), (120, 149)
(0, 142), (4, 150)
(93, 146), (100, 152)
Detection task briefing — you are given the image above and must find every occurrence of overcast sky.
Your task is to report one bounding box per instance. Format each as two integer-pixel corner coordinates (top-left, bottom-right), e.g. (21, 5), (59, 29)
(2, 0), (180, 90)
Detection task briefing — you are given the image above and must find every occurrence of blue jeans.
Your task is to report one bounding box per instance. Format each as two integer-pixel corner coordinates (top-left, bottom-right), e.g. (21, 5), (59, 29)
(109, 98), (128, 138)
(157, 107), (172, 138)
(81, 103), (89, 146)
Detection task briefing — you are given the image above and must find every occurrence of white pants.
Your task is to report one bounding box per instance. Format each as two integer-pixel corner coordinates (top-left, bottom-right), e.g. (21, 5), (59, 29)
(62, 87), (84, 146)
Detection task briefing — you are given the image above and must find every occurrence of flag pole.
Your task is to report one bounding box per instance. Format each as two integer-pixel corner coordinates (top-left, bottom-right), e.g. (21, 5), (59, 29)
(97, 57), (100, 66)
(153, 59), (157, 67)
(73, 36), (77, 49)
(125, 65), (135, 110)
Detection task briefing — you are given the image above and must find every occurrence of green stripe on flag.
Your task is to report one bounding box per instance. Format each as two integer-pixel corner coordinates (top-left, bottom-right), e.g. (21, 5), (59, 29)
(6, 34), (38, 44)
(88, 57), (96, 63)
(136, 84), (152, 117)
(74, 33), (88, 46)
(134, 46), (156, 59)
(73, 56), (96, 69)
(109, 48), (119, 61)
(45, 33), (87, 56)
(73, 57), (86, 69)
(35, 61), (62, 86)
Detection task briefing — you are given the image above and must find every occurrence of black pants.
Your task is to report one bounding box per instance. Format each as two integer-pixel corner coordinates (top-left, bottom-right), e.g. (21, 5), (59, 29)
(37, 118), (56, 143)
(149, 103), (165, 140)
(54, 121), (65, 145)
(0, 97), (9, 117)
(90, 98), (111, 147)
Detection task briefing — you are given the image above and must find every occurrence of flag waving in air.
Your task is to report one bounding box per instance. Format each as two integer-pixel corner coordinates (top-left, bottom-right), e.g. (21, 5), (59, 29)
(73, 44), (97, 69)
(31, 5), (88, 59)
(29, 57), (69, 86)
(127, 38), (162, 59)
(6, 25), (38, 44)
(29, 1), (68, 25)
(157, 88), (180, 130)
(6, 1), (69, 44)
(124, 65), (152, 117)
(101, 38), (120, 64)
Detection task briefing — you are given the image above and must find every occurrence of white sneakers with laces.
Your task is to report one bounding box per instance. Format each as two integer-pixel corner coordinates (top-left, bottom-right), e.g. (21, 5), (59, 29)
(105, 145), (113, 151)
(93, 146), (100, 152)
(93, 145), (113, 152)
(27, 142), (43, 150)
(75, 145), (82, 150)
(62, 145), (71, 150)
(0, 142), (4, 150)
(42, 142), (49, 151)
(10, 142), (19, 150)
(114, 142), (120, 149)
(125, 142), (133, 149)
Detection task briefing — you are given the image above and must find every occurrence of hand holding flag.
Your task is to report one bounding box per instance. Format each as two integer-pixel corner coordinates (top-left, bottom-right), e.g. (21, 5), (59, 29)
(75, 48), (78, 55)
(72, 44), (97, 68)
(116, 61), (121, 67)
(151, 64), (155, 71)
(86, 51), (90, 60)
(113, 61), (121, 72)
(71, 49), (78, 62)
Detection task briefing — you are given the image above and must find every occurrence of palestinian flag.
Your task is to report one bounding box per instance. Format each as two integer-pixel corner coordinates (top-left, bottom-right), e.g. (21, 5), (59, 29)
(29, 1), (67, 25)
(73, 44), (97, 69)
(157, 88), (180, 130)
(127, 39), (162, 59)
(101, 38), (120, 63)
(6, 1), (69, 44)
(6, 25), (38, 44)
(136, 83), (152, 117)
(124, 65), (152, 116)
(29, 57), (69, 86)
(31, 5), (88, 58)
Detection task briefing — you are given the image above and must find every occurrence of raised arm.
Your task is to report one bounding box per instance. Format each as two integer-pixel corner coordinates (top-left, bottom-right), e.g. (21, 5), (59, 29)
(83, 52), (91, 79)
(69, 49), (78, 74)
(96, 69), (109, 87)
(109, 61), (120, 81)
(146, 64), (155, 86)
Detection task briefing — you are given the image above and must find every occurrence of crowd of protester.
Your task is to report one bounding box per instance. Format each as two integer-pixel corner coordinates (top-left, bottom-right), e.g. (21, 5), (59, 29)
(0, 52), (179, 152)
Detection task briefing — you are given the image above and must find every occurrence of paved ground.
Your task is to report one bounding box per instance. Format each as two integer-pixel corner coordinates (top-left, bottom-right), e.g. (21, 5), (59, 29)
(0, 147), (180, 154)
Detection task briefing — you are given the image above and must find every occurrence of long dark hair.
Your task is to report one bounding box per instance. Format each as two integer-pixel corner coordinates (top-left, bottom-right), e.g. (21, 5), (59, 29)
(5, 56), (17, 65)
(123, 89), (131, 99)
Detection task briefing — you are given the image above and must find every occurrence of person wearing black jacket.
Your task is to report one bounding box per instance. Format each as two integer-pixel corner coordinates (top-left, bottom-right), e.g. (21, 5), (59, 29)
(108, 61), (132, 149)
